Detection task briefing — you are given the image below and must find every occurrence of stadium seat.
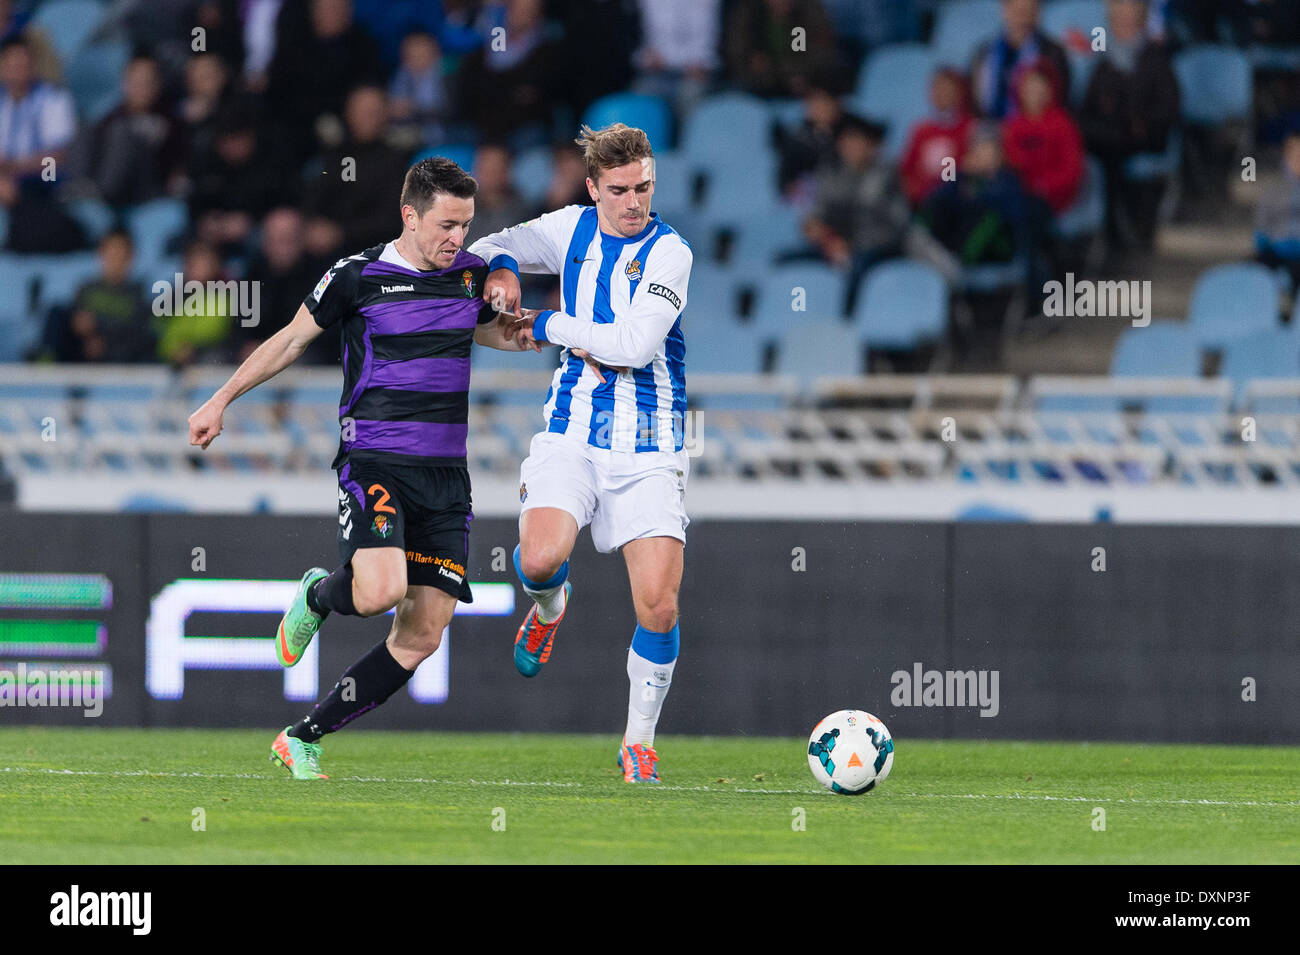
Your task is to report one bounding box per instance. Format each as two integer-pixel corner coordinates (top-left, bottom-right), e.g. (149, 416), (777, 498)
(65, 198), (114, 243)
(1219, 329), (1300, 383)
(688, 268), (743, 323)
(29, 252), (101, 308)
(684, 314), (764, 374)
(680, 93), (773, 170)
(695, 154), (781, 229)
(852, 43), (936, 159)
(125, 198), (188, 272)
(1110, 321), (1201, 377)
(511, 145), (553, 206)
(1040, 0), (1104, 104)
(30, 0), (108, 63)
(1187, 263), (1281, 347)
(1054, 156), (1105, 240)
(852, 259), (949, 349)
(1041, 0), (1105, 43)
(582, 93), (673, 152)
(1173, 46), (1253, 125)
(773, 318), (865, 387)
(65, 41), (129, 122)
(648, 151), (697, 219)
(752, 263), (848, 339)
(930, 0), (1002, 68)
(767, 98), (806, 131)
(722, 203), (804, 271)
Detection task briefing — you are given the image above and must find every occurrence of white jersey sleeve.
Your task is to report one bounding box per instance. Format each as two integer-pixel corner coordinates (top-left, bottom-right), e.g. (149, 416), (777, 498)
(468, 204), (587, 276)
(533, 241), (691, 369)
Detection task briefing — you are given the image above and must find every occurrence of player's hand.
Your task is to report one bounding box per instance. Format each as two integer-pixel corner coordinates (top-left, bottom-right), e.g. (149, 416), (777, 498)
(570, 348), (629, 384)
(484, 267), (523, 318)
(188, 398), (225, 449)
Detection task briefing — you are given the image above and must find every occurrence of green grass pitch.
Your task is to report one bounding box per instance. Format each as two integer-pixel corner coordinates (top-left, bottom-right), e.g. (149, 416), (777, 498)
(1, 728), (1297, 863)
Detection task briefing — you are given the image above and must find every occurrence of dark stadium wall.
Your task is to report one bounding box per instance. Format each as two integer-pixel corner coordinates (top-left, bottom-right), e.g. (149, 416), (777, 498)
(2, 514), (1296, 743)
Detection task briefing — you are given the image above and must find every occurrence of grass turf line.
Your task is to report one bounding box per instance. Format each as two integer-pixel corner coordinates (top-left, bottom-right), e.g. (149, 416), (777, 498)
(0, 728), (1297, 863)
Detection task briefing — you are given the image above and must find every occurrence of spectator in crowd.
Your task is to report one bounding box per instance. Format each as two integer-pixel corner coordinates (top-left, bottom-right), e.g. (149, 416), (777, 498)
(900, 67), (974, 206)
(155, 239), (232, 366)
(726, 0), (842, 99)
(971, 0), (1071, 120)
(801, 115), (909, 301)
(267, 0), (382, 164)
(301, 84), (410, 258)
(389, 30), (448, 148)
(555, 0), (640, 116)
(1256, 129), (1300, 292)
(455, 0), (561, 150)
(470, 142), (531, 239)
(0, 36), (82, 252)
(43, 230), (155, 363)
(632, 0), (718, 117)
(1001, 60), (1083, 214)
(777, 80), (844, 198)
(544, 138), (591, 210)
(178, 53), (232, 163)
(83, 55), (186, 208)
(1, 0), (59, 80)
(237, 207), (338, 365)
(242, 0), (296, 93)
(914, 122), (1030, 273)
(189, 100), (284, 255)
(1078, 0), (1179, 247)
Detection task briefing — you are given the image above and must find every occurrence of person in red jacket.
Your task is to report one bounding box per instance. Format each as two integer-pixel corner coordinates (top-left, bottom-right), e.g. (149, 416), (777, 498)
(900, 67), (974, 206)
(1001, 60), (1083, 214)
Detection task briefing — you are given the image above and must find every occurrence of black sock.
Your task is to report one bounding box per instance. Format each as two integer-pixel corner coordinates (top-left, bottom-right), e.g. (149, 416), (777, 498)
(287, 640), (413, 742)
(312, 564), (357, 616)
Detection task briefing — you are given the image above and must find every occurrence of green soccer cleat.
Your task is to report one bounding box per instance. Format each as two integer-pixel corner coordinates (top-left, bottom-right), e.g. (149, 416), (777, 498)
(270, 727), (328, 780)
(276, 567), (328, 668)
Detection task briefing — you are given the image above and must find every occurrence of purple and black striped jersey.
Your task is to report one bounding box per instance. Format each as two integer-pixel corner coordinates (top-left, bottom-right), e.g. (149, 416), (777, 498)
(305, 241), (496, 469)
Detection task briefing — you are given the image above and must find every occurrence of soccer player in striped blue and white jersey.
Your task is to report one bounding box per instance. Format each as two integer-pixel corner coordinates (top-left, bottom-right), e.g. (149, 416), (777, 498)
(469, 123), (691, 783)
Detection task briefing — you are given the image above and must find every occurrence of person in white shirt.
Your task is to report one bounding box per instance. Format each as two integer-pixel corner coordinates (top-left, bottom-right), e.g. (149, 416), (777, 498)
(469, 123), (691, 783)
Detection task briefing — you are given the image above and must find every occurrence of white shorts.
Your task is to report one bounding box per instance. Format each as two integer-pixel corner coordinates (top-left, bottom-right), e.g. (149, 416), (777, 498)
(518, 431), (690, 554)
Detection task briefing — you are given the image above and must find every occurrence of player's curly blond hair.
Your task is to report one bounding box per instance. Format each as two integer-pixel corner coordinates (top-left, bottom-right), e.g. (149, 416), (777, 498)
(575, 123), (653, 183)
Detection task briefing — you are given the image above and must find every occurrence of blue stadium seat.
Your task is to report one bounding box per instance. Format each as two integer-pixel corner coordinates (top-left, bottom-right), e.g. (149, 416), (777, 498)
(1041, 0), (1105, 43)
(512, 145), (553, 206)
(1174, 46), (1252, 125)
(1040, 0), (1105, 104)
(930, 0), (1002, 68)
(66, 41), (129, 122)
(125, 198), (188, 272)
(31, 0), (108, 62)
(852, 259), (948, 349)
(1054, 156), (1104, 240)
(723, 203), (804, 271)
(852, 43), (936, 158)
(582, 93), (673, 152)
(1219, 329), (1300, 383)
(683, 315), (764, 373)
(752, 263), (848, 338)
(30, 251), (102, 308)
(695, 154), (781, 229)
(1110, 321), (1201, 377)
(648, 151), (697, 219)
(773, 318), (865, 386)
(680, 93), (772, 169)
(767, 98), (807, 131)
(687, 268), (743, 323)
(1187, 263), (1280, 347)
(470, 343), (560, 373)
(65, 198), (114, 243)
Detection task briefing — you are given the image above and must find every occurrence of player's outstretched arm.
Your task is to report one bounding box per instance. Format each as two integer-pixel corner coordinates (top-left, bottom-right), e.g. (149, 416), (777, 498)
(187, 304), (324, 449)
(469, 206), (586, 316)
(474, 310), (543, 352)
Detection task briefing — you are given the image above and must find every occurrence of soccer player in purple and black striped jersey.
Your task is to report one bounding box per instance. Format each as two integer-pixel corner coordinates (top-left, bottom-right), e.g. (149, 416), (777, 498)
(187, 158), (540, 779)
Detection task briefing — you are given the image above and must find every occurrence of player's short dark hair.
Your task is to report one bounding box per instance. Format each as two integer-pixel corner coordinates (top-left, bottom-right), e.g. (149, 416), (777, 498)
(575, 123), (653, 183)
(400, 156), (478, 216)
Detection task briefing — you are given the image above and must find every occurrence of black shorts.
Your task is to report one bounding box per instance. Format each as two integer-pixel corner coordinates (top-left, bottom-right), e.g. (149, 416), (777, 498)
(336, 459), (474, 603)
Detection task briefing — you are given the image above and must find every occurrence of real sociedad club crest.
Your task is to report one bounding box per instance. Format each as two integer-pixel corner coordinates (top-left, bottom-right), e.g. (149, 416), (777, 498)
(462, 270), (475, 297)
(625, 259), (641, 281)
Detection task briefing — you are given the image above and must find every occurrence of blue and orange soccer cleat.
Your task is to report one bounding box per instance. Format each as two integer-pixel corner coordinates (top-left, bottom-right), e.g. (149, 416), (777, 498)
(512, 581), (571, 677)
(618, 739), (661, 783)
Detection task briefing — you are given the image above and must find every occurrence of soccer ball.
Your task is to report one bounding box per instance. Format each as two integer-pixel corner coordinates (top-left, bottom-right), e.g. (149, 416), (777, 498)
(807, 710), (894, 794)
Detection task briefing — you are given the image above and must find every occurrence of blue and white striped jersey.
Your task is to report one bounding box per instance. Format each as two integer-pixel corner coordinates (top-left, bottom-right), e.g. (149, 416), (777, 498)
(469, 205), (690, 453)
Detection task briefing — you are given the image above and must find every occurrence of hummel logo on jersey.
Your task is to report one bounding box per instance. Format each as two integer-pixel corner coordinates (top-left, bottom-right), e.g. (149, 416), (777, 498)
(646, 284), (681, 310)
(381, 284), (415, 294)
